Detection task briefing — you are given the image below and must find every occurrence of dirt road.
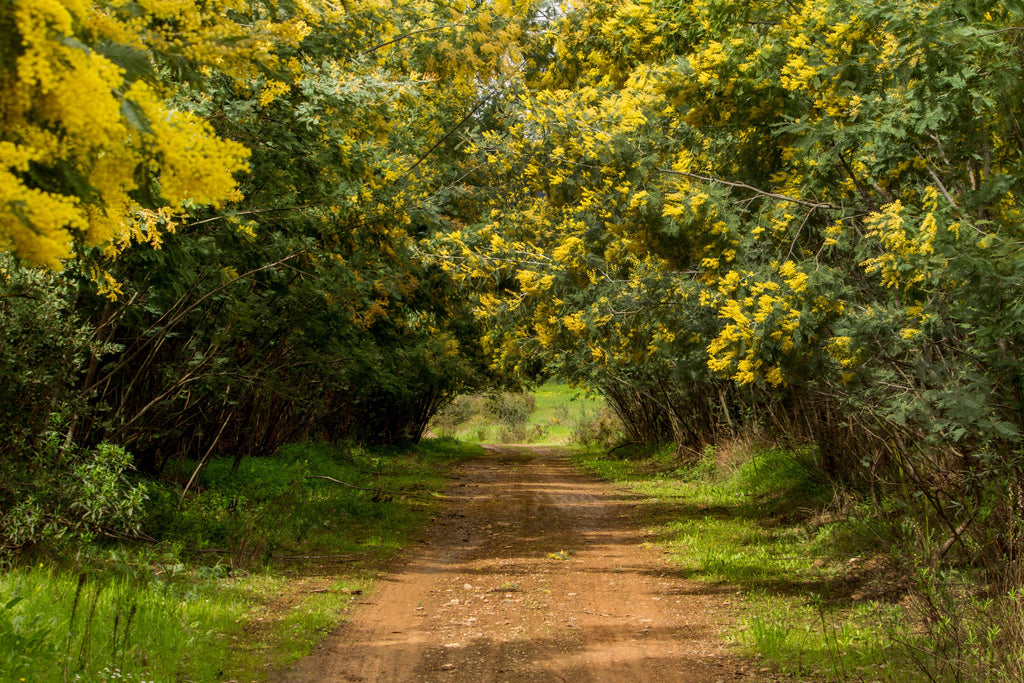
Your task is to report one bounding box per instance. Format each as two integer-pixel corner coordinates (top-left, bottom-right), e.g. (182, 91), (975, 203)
(276, 445), (765, 682)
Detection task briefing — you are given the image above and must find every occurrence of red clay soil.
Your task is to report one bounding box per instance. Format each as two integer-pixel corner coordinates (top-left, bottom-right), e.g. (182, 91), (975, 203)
(274, 445), (772, 682)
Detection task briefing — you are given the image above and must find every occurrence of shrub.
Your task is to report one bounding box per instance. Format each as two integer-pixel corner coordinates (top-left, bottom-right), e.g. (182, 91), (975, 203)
(569, 405), (623, 450)
(0, 421), (147, 554)
(429, 395), (483, 436)
(484, 392), (534, 429)
(0, 253), (94, 457)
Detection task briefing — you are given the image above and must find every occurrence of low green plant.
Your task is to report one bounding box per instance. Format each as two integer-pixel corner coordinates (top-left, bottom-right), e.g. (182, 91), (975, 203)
(0, 593), (59, 681)
(898, 567), (1024, 682)
(745, 615), (795, 661)
(1, 420), (147, 554)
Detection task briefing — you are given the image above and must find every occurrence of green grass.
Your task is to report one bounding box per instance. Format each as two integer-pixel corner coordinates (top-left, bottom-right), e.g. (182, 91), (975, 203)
(221, 573), (370, 676)
(0, 438), (482, 682)
(0, 562), (246, 682)
(151, 439), (479, 562)
(527, 382), (606, 444)
(573, 443), (923, 682)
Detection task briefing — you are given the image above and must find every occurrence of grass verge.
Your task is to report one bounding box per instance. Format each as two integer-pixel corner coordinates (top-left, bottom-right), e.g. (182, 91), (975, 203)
(0, 438), (481, 682)
(573, 443), (924, 682)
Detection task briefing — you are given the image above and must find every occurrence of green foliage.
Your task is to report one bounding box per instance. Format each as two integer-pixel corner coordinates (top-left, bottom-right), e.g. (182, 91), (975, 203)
(151, 441), (481, 566)
(60, 0), (520, 468)
(567, 403), (623, 450)
(2, 0), (537, 495)
(0, 594), (58, 681)
(0, 255), (153, 554)
(903, 575), (1024, 682)
(446, 0), (1024, 482)
(0, 419), (147, 554)
(7, 0), (1024, 674)
(0, 439), (481, 681)
(484, 391), (535, 429)
(483, 392), (536, 442)
(428, 10), (1024, 677)
(430, 395), (484, 437)
(0, 253), (93, 454)
(428, 383), (611, 444)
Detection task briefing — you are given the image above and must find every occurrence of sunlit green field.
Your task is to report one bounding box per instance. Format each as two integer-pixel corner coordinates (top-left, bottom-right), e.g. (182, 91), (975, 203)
(431, 382), (609, 444)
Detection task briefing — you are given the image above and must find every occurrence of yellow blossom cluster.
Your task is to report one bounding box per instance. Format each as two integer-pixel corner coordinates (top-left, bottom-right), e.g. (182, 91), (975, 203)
(112, 0), (314, 81)
(860, 197), (945, 289)
(703, 264), (813, 387)
(0, 0), (300, 268)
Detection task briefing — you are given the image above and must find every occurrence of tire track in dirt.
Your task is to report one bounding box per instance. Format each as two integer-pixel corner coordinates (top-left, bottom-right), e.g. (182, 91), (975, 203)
(275, 445), (769, 682)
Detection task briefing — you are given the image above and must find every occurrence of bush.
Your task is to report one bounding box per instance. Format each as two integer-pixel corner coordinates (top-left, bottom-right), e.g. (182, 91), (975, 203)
(429, 395), (484, 437)
(569, 405), (623, 450)
(428, 391), (545, 443)
(0, 421), (147, 554)
(484, 392), (534, 428)
(149, 451), (313, 563)
(0, 253), (94, 457)
(0, 257), (148, 556)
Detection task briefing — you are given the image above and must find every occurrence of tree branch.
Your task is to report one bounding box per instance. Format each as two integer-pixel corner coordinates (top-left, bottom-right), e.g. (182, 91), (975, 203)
(361, 24), (467, 56)
(184, 204), (321, 229)
(657, 168), (842, 211)
(306, 475), (378, 492)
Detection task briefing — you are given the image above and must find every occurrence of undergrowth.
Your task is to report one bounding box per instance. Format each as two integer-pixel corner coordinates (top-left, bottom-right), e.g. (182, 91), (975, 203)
(0, 561), (245, 682)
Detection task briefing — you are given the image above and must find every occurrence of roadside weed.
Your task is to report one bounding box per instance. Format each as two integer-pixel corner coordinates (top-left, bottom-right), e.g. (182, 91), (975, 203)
(0, 564), (244, 682)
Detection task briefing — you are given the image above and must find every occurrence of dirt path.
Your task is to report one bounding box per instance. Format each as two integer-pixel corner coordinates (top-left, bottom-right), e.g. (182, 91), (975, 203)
(276, 445), (767, 682)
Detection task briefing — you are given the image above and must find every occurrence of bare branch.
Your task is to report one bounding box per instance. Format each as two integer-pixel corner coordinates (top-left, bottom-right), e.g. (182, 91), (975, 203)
(306, 475), (378, 492)
(361, 24), (466, 56)
(657, 168), (842, 211)
(184, 204), (320, 229)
